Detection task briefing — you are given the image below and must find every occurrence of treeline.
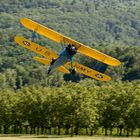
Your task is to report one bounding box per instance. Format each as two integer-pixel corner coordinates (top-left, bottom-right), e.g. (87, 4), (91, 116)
(0, 80), (139, 136)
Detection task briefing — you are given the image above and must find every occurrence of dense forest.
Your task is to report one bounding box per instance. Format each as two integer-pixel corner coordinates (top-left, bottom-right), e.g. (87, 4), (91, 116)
(0, 0), (140, 137)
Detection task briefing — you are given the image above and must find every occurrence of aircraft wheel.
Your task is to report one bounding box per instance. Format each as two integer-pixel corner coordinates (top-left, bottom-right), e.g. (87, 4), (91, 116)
(71, 68), (76, 75)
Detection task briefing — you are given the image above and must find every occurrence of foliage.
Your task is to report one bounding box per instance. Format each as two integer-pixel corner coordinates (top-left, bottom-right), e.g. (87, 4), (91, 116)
(0, 0), (140, 137)
(0, 80), (139, 136)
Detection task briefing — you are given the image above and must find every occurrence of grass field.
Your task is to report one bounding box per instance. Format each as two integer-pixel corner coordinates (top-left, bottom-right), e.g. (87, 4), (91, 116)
(0, 136), (140, 140)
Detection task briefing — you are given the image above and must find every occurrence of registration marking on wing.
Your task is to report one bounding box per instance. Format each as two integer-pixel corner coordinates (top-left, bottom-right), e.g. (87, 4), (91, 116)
(65, 62), (111, 81)
(15, 36), (58, 59)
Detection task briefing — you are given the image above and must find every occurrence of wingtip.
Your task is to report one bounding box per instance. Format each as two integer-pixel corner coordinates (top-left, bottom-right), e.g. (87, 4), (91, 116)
(117, 60), (121, 66)
(101, 74), (111, 82)
(32, 56), (39, 60)
(20, 17), (29, 25)
(114, 59), (121, 66)
(14, 36), (19, 42)
(108, 57), (121, 67)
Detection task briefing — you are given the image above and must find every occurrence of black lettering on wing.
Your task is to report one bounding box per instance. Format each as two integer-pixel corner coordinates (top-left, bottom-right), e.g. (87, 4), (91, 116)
(87, 70), (91, 73)
(80, 67), (86, 72)
(36, 46), (43, 52)
(74, 64), (92, 74)
(74, 64), (86, 72)
(73, 64), (80, 69)
(44, 50), (51, 56)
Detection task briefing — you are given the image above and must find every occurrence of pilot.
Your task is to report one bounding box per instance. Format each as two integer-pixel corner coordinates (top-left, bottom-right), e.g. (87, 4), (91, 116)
(66, 44), (77, 55)
(60, 44), (77, 60)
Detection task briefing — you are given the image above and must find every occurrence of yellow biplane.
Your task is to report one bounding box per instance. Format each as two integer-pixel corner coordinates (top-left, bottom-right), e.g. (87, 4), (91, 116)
(15, 18), (121, 81)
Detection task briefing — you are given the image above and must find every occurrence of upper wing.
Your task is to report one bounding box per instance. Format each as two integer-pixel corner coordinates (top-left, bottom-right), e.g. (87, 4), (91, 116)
(14, 36), (58, 59)
(20, 18), (121, 66)
(65, 62), (111, 81)
(33, 57), (70, 74)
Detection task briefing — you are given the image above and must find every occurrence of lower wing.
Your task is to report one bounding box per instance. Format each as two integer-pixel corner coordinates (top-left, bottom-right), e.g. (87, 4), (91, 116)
(33, 56), (70, 74)
(14, 36), (58, 59)
(65, 62), (111, 81)
(34, 57), (111, 81)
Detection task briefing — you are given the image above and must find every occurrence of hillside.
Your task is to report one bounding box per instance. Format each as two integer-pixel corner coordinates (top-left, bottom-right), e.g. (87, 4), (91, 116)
(0, 0), (140, 88)
(1, 0), (140, 45)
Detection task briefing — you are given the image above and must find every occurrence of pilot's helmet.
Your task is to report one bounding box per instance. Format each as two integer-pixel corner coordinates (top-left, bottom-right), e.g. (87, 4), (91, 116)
(71, 46), (77, 54)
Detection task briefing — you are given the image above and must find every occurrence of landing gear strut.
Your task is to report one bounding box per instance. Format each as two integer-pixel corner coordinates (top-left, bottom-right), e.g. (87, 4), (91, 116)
(50, 58), (56, 65)
(71, 68), (76, 75)
(47, 58), (56, 74)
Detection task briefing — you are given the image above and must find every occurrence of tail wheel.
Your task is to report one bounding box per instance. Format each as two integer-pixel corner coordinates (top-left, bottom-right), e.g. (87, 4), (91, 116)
(71, 68), (76, 75)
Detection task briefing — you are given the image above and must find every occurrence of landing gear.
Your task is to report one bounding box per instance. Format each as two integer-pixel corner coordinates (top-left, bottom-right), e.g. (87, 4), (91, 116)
(47, 67), (51, 74)
(71, 68), (76, 75)
(50, 58), (56, 65)
(47, 58), (56, 74)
